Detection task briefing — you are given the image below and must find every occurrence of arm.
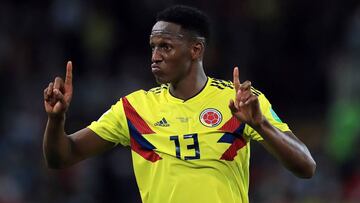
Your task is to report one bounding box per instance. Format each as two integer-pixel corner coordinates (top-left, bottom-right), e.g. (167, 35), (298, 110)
(43, 61), (114, 169)
(255, 122), (315, 178)
(229, 67), (316, 178)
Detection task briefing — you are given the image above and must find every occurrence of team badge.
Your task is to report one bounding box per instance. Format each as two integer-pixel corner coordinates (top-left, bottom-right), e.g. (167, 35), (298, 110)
(199, 108), (222, 127)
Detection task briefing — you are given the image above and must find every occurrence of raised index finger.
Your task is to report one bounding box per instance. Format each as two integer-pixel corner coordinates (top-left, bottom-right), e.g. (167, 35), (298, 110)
(233, 66), (241, 93)
(65, 61), (73, 86)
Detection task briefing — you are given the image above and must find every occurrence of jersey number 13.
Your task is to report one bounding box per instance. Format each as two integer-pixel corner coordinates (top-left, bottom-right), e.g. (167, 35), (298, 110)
(170, 134), (200, 160)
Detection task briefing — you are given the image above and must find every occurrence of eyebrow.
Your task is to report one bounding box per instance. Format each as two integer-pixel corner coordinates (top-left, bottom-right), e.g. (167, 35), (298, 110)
(149, 36), (177, 45)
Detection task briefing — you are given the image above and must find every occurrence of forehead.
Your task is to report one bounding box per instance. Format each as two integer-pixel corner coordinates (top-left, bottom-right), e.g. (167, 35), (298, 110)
(151, 21), (182, 34)
(150, 21), (187, 43)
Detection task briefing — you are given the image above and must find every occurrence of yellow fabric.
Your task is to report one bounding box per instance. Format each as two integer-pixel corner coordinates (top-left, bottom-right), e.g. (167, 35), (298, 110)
(88, 99), (130, 146)
(88, 77), (290, 203)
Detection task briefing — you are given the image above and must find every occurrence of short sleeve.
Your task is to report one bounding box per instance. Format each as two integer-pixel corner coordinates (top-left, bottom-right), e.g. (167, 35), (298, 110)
(88, 99), (130, 146)
(244, 93), (291, 141)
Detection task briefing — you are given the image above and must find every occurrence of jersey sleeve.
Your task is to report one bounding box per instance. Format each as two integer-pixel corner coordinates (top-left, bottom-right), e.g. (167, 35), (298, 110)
(243, 93), (291, 141)
(88, 99), (130, 146)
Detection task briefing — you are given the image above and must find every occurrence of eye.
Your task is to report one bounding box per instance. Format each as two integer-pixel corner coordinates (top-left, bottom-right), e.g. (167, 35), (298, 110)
(159, 43), (171, 52)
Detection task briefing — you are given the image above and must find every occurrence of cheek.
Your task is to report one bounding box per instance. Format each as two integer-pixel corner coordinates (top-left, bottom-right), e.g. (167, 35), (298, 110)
(179, 52), (192, 71)
(169, 55), (191, 77)
(168, 49), (191, 68)
(161, 47), (192, 80)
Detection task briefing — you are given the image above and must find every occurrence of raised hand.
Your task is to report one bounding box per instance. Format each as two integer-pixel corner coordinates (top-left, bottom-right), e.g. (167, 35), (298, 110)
(229, 67), (264, 128)
(44, 61), (73, 117)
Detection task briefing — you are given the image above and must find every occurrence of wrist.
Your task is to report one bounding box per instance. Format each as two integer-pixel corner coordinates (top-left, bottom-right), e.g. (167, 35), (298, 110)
(48, 113), (66, 122)
(250, 116), (267, 131)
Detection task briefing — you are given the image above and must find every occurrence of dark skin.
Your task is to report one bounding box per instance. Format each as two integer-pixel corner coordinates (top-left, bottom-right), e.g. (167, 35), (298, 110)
(43, 21), (316, 178)
(150, 21), (207, 99)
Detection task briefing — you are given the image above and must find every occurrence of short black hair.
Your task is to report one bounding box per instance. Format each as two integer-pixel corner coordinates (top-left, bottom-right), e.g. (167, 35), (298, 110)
(156, 5), (210, 43)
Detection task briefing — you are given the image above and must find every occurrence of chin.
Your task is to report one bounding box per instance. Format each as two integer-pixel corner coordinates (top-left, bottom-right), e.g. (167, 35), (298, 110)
(154, 76), (170, 84)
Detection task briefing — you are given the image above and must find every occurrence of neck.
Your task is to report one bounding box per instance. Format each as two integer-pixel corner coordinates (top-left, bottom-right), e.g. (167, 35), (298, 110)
(169, 63), (207, 101)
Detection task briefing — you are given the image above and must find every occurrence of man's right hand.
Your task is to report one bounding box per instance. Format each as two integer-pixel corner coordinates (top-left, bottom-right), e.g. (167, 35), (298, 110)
(44, 61), (73, 118)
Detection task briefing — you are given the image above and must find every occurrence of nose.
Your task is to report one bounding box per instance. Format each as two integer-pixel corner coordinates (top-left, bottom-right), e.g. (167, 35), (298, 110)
(151, 48), (163, 63)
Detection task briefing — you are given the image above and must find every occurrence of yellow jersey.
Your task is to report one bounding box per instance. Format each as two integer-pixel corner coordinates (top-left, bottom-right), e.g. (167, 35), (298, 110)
(88, 77), (290, 203)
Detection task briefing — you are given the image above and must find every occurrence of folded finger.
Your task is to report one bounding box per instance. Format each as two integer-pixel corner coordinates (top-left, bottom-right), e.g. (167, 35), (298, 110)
(240, 90), (252, 104)
(240, 80), (251, 91)
(53, 89), (66, 105)
(229, 99), (238, 113)
(44, 87), (49, 101)
(244, 95), (258, 105)
(47, 82), (53, 95)
(44, 83), (53, 102)
(53, 77), (64, 92)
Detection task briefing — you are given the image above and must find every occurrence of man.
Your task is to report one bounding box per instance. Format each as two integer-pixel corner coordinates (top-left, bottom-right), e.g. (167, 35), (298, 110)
(43, 5), (316, 203)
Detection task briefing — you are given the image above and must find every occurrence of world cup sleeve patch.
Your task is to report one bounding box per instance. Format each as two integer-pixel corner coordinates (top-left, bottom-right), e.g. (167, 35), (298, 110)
(270, 108), (282, 123)
(199, 108), (222, 127)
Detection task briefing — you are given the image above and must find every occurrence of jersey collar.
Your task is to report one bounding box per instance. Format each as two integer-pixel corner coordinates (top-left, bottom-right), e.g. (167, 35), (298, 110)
(166, 77), (210, 103)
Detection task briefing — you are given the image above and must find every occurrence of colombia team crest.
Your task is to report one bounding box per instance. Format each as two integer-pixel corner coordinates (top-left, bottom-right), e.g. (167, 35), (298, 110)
(199, 108), (222, 127)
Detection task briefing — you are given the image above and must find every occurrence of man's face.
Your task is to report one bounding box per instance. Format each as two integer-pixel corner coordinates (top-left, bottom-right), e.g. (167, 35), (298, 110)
(149, 21), (193, 84)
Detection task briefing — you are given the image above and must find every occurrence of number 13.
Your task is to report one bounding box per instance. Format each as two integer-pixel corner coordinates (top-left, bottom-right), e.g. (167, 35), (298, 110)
(170, 133), (200, 160)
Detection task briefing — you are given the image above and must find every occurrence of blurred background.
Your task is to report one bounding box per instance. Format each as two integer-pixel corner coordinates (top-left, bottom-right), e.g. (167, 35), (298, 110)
(1, 0), (360, 202)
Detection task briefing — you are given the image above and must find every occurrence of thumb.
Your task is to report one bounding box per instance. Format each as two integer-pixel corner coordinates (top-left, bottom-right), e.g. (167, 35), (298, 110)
(229, 99), (238, 113)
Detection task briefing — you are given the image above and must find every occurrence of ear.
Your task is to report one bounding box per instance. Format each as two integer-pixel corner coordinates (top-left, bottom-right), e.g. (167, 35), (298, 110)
(190, 42), (204, 60)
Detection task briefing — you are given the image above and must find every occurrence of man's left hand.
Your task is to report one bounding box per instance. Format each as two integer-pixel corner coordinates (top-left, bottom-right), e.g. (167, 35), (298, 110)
(229, 67), (265, 128)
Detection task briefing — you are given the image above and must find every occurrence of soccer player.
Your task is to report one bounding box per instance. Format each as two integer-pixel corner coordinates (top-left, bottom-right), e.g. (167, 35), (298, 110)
(43, 5), (316, 203)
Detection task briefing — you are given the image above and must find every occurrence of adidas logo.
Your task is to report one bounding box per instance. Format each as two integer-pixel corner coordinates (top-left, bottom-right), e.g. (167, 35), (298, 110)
(154, 118), (170, 127)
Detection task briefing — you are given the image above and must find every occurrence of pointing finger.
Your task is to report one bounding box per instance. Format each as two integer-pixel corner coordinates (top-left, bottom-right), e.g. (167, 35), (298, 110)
(65, 61), (72, 86)
(233, 67), (241, 93)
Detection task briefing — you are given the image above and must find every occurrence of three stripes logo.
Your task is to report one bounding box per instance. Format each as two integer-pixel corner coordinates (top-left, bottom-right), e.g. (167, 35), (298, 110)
(154, 118), (170, 127)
